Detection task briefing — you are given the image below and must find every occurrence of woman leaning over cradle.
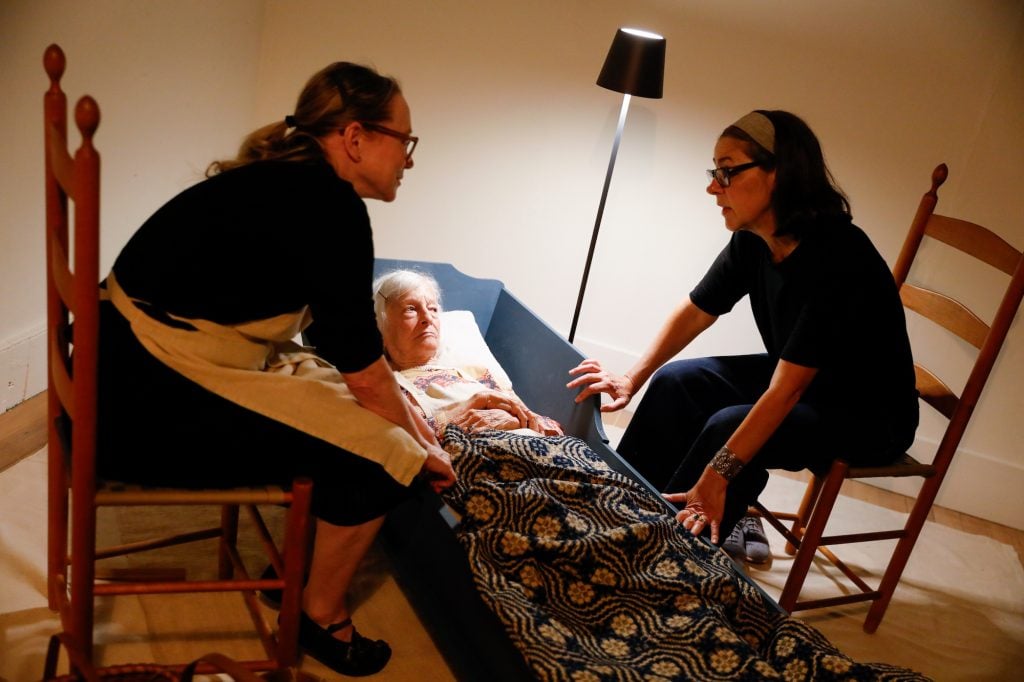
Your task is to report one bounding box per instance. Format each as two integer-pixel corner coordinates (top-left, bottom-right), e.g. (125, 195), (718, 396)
(568, 110), (918, 557)
(97, 62), (453, 677)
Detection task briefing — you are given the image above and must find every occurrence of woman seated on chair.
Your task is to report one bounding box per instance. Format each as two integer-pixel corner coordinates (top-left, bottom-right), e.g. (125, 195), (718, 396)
(567, 110), (919, 563)
(372, 269), (563, 437)
(97, 62), (454, 677)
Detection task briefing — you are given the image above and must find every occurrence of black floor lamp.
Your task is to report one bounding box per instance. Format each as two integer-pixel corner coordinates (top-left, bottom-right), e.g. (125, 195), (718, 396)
(568, 27), (666, 344)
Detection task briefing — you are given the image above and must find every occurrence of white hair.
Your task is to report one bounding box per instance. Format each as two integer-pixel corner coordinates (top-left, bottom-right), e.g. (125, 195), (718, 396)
(371, 269), (443, 331)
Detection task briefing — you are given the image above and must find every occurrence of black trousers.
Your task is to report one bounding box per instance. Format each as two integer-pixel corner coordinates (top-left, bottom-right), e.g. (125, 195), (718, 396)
(616, 354), (827, 538)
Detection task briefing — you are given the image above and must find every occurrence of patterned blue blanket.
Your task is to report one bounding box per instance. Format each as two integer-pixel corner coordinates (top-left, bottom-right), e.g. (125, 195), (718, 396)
(441, 428), (929, 681)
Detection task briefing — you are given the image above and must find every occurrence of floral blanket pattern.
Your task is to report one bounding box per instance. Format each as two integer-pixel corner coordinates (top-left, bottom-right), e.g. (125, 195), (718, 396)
(440, 427), (929, 681)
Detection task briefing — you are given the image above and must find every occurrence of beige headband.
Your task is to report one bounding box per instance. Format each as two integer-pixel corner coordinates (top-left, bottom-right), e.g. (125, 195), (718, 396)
(731, 111), (775, 154)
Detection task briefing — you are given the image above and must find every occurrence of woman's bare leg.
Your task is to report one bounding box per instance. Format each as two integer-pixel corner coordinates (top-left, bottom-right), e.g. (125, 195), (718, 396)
(302, 515), (385, 641)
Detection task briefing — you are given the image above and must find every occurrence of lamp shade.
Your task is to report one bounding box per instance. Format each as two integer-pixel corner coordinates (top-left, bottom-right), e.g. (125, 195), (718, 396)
(596, 28), (666, 99)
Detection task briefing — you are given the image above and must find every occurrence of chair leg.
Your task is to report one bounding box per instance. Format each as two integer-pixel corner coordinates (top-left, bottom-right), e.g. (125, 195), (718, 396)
(779, 461), (848, 612)
(219, 505), (240, 579)
(69, 498), (98, 666)
(863, 474), (942, 633)
(786, 474), (824, 555)
(47, 447), (69, 610)
(277, 477), (313, 668)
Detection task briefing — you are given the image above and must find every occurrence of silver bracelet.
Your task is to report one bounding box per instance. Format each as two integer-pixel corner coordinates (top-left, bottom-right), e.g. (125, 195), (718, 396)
(708, 446), (744, 481)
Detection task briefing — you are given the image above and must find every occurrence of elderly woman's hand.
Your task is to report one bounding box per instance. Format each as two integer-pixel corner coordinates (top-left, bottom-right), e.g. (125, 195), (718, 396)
(443, 389), (529, 427)
(461, 390), (530, 421)
(527, 412), (563, 436)
(566, 359), (635, 411)
(451, 408), (524, 432)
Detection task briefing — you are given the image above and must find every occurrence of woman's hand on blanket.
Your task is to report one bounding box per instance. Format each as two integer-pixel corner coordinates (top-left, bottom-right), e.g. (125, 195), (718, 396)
(566, 359), (634, 411)
(420, 445), (456, 493)
(663, 473), (728, 545)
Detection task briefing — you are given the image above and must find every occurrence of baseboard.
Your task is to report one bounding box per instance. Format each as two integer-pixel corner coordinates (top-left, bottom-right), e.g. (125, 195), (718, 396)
(866, 439), (1024, 532)
(0, 326), (46, 415)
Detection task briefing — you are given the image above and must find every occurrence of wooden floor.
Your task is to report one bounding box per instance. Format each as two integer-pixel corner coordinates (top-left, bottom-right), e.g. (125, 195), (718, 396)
(5, 392), (1023, 570)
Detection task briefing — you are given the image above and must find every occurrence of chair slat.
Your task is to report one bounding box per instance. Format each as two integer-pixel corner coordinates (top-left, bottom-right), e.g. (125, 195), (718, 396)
(48, 234), (75, 309)
(48, 337), (74, 419)
(900, 283), (989, 348)
(913, 364), (959, 419)
(927, 214), (1021, 276)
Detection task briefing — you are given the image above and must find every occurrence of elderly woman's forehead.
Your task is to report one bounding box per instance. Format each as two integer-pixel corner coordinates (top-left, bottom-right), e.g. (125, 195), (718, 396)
(392, 283), (438, 302)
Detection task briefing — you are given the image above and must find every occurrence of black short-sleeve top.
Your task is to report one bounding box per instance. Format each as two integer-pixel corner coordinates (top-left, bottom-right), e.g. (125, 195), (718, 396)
(111, 159), (383, 373)
(690, 217), (918, 443)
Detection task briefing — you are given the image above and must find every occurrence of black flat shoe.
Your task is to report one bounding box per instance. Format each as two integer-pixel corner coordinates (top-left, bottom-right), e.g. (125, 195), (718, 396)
(259, 563), (283, 609)
(298, 611), (391, 677)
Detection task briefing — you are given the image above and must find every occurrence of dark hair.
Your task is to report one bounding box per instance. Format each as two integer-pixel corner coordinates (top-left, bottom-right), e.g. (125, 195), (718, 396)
(722, 110), (851, 238)
(207, 62), (400, 175)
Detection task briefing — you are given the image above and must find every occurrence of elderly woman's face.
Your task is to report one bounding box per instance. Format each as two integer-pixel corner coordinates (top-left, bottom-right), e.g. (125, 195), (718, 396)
(706, 136), (776, 236)
(382, 284), (441, 369)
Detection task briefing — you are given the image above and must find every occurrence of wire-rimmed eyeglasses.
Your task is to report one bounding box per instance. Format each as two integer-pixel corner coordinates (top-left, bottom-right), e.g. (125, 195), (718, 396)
(362, 122), (418, 160)
(706, 161), (761, 187)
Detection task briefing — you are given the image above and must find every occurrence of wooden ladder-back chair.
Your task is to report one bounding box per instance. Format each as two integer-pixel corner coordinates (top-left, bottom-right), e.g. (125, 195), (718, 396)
(752, 163), (1024, 633)
(43, 43), (313, 675)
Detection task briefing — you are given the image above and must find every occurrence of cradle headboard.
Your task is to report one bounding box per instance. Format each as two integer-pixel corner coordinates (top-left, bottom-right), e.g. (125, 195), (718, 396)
(374, 258), (610, 450)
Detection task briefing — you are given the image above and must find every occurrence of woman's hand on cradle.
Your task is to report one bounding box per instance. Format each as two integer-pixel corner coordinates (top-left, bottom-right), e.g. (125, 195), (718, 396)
(420, 445), (456, 493)
(663, 472), (728, 545)
(566, 359), (635, 412)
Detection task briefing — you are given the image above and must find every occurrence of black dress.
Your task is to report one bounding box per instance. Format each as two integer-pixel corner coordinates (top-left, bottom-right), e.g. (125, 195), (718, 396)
(97, 159), (415, 525)
(618, 217), (919, 535)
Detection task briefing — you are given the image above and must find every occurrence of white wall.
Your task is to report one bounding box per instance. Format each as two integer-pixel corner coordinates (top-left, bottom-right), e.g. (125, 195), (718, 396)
(0, 0), (266, 409)
(2, 0), (1021, 528)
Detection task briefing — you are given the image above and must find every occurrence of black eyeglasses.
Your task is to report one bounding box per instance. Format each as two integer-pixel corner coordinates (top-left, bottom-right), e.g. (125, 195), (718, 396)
(706, 161), (761, 187)
(361, 122), (418, 160)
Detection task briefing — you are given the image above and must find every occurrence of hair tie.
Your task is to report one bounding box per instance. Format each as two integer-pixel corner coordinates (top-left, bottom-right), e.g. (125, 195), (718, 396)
(284, 115), (298, 128)
(731, 111), (775, 154)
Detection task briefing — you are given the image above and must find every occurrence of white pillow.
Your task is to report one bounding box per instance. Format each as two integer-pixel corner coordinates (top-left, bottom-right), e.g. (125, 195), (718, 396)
(434, 310), (513, 389)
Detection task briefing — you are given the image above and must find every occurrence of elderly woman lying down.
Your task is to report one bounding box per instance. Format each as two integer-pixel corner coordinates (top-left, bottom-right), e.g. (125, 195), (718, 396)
(373, 269), (562, 437)
(370, 269), (927, 681)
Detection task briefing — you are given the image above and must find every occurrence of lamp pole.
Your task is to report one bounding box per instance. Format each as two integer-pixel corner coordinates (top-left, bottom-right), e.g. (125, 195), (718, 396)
(569, 93), (631, 344)
(568, 26), (663, 344)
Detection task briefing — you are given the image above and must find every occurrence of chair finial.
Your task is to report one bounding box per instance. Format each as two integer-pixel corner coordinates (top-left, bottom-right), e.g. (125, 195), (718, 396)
(75, 96), (101, 139)
(931, 163), (949, 194)
(44, 44), (66, 86)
